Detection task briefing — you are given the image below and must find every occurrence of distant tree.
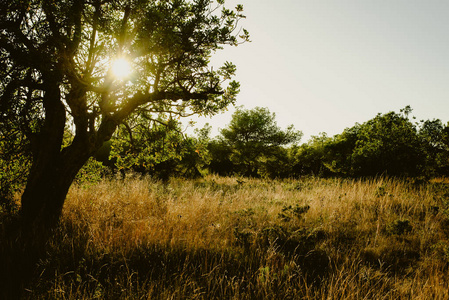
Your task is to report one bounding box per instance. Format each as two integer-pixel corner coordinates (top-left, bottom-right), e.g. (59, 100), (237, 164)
(291, 133), (333, 177)
(207, 138), (235, 176)
(350, 107), (424, 176)
(257, 146), (293, 178)
(220, 106), (302, 176)
(293, 108), (449, 178)
(324, 126), (360, 176)
(418, 119), (449, 176)
(107, 118), (213, 179)
(109, 114), (184, 178)
(0, 0), (249, 229)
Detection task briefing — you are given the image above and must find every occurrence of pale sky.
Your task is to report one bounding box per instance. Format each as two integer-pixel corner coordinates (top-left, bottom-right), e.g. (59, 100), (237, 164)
(187, 0), (449, 142)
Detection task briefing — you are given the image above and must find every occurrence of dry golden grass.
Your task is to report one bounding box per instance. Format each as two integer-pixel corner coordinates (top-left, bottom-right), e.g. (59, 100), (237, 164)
(17, 175), (449, 299)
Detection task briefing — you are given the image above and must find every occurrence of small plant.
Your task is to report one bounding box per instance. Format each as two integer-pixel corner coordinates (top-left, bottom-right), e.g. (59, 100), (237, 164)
(432, 241), (449, 263)
(258, 266), (270, 284)
(233, 227), (253, 249)
(387, 219), (413, 235)
(375, 185), (387, 197)
(278, 204), (310, 222)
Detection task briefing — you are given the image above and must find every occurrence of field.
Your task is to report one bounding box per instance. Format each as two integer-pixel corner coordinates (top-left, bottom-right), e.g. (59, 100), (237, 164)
(5, 175), (449, 299)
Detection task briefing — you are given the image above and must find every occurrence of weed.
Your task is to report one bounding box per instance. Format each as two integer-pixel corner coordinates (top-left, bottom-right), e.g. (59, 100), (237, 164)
(375, 185), (387, 197)
(387, 219), (413, 235)
(278, 204), (310, 222)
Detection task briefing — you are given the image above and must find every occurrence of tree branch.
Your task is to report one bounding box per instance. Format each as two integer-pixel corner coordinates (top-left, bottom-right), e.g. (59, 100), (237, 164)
(121, 121), (135, 149)
(113, 89), (223, 122)
(85, 1), (100, 75)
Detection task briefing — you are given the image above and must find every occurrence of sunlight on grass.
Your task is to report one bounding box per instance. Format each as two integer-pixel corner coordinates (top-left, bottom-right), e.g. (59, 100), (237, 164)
(13, 176), (449, 299)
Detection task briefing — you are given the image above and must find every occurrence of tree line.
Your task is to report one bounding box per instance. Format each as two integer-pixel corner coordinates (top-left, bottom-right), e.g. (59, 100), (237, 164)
(80, 105), (449, 180)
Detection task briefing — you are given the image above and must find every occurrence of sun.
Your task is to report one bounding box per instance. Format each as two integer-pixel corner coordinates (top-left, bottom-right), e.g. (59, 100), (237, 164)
(111, 57), (132, 79)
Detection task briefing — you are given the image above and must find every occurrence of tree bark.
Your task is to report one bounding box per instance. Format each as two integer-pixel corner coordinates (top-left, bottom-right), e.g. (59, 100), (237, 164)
(20, 113), (118, 231)
(19, 81), (94, 231)
(20, 147), (91, 230)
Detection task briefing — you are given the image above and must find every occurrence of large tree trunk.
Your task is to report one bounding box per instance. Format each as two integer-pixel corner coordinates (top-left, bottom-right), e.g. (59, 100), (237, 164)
(20, 119), (118, 231)
(19, 81), (94, 231)
(20, 146), (91, 230)
(2, 149), (90, 299)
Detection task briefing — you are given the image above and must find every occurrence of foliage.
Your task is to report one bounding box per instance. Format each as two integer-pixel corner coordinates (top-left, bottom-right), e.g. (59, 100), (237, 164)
(81, 105), (449, 180)
(109, 115), (210, 179)
(206, 138), (235, 176)
(111, 115), (185, 173)
(324, 126), (360, 176)
(350, 108), (424, 176)
(290, 107), (442, 178)
(75, 157), (110, 185)
(418, 119), (449, 176)
(291, 133), (333, 177)
(203, 106), (449, 179)
(220, 106), (302, 176)
(0, 122), (31, 214)
(257, 146), (294, 178)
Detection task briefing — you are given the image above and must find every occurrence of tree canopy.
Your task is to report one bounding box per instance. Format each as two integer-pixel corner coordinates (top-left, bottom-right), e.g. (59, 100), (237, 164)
(220, 106), (301, 176)
(290, 107), (449, 178)
(350, 108), (424, 176)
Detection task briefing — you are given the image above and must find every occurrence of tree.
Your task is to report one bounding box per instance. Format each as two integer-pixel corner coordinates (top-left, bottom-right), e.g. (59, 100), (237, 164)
(293, 108), (449, 178)
(0, 0), (249, 229)
(220, 106), (301, 176)
(350, 108), (424, 177)
(291, 133), (333, 177)
(324, 126), (360, 176)
(418, 119), (449, 176)
(207, 138), (235, 176)
(109, 116), (211, 179)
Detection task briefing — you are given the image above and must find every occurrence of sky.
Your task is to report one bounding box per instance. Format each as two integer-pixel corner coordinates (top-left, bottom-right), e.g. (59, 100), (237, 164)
(186, 0), (449, 142)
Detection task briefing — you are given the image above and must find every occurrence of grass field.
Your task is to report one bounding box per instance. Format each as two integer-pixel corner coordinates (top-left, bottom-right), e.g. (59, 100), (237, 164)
(5, 175), (449, 299)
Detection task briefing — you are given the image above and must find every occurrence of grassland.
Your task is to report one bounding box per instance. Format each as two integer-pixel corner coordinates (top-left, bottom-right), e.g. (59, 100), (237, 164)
(5, 175), (449, 299)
